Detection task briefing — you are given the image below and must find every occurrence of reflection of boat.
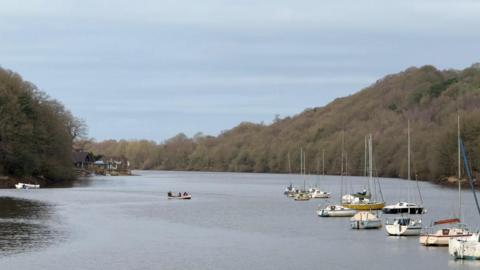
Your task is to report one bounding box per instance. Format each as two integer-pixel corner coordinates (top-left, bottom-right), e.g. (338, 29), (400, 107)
(167, 192), (192, 200)
(383, 202), (425, 214)
(385, 217), (422, 236)
(350, 211), (382, 229)
(449, 137), (480, 259)
(419, 219), (471, 246)
(15, 183), (40, 189)
(317, 204), (356, 217)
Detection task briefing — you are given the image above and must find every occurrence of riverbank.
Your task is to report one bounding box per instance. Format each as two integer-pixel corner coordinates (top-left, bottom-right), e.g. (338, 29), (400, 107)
(0, 175), (76, 189)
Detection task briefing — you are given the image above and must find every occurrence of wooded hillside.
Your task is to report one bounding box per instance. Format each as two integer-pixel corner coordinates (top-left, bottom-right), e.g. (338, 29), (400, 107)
(84, 64), (480, 183)
(0, 67), (84, 182)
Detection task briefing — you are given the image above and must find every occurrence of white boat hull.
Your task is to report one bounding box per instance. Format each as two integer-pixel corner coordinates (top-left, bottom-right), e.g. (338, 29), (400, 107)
(449, 235), (480, 260)
(386, 224), (422, 236)
(15, 183), (40, 189)
(420, 233), (471, 246)
(317, 205), (356, 217)
(351, 219), (382, 229)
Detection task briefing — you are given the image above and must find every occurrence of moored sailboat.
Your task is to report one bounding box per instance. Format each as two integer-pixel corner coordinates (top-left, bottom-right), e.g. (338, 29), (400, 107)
(350, 211), (382, 229)
(420, 115), (471, 246)
(385, 217), (422, 236)
(342, 134), (385, 211)
(383, 120), (425, 215)
(449, 138), (480, 259)
(317, 204), (356, 217)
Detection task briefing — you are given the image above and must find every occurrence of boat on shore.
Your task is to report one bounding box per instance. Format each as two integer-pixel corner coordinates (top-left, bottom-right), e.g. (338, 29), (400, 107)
(385, 217), (422, 236)
(15, 183), (40, 189)
(167, 192), (192, 200)
(350, 211), (382, 229)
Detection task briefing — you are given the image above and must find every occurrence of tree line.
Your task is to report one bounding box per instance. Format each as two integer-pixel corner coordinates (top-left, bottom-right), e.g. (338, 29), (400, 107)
(0, 67), (85, 181)
(84, 64), (480, 183)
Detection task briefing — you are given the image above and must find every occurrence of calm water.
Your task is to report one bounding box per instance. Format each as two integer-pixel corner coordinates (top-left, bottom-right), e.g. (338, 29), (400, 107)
(0, 171), (479, 270)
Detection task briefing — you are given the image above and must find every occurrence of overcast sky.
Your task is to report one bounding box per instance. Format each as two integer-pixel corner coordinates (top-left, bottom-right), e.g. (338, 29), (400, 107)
(1, 0), (479, 142)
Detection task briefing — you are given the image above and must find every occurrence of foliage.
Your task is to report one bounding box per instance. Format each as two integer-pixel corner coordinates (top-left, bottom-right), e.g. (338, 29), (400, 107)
(86, 64), (480, 182)
(0, 67), (83, 180)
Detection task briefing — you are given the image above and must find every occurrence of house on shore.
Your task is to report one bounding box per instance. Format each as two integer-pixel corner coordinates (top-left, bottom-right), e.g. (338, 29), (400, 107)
(94, 156), (131, 176)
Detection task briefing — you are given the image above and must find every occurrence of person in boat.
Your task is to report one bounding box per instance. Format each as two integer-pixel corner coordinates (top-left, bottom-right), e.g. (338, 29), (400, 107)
(183, 192), (188, 196)
(168, 191), (172, 197)
(178, 192), (182, 197)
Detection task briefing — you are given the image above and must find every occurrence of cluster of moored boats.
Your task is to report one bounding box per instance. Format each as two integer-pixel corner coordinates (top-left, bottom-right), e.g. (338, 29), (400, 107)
(285, 118), (480, 261)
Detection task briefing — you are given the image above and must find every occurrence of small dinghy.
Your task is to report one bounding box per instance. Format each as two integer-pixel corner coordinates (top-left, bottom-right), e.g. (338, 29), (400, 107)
(15, 183), (40, 189)
(167, 192), (192, 200)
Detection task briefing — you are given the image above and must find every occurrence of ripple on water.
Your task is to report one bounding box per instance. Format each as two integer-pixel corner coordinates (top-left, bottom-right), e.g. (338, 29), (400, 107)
(0, 197), (64, 256)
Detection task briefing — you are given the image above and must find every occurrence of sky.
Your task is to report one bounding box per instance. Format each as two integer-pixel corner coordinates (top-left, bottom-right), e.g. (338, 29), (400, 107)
(1, 0), (479, 142)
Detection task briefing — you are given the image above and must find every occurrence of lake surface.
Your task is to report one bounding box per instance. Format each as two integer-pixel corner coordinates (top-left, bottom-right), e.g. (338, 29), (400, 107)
(0, 171), (479, 270)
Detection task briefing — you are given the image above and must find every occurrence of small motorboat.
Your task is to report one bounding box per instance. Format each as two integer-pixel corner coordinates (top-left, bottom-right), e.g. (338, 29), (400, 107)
(15, 183), (40, 189)
(167, 192), (192, 200)
(350, 211), (382, 229)
(317, 204), (356, 217)
(385, 217), (422, 236)
(382, 202), (425, 214)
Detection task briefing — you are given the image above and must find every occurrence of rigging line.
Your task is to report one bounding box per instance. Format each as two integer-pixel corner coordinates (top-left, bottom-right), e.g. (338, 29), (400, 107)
(460, 139), (480, 217)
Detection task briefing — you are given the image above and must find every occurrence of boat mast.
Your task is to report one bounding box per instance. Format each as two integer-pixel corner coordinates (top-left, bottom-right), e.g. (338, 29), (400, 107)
(322, 149), (325, 178)
(368, 134), (373, 197)
(341, 131), (345, 196)
(407, 120), (411, 203)
(458, 114), (462, 221)
(364, 135), (368, 177)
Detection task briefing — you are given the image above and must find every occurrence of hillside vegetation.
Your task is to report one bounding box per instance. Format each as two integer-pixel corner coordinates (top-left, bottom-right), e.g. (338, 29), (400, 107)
(0, 67), (84, 183)
(85, 64), (480, 183)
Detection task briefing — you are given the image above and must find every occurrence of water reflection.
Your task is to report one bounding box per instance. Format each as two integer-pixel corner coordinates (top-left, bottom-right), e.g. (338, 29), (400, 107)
(0, 197), (61, 255)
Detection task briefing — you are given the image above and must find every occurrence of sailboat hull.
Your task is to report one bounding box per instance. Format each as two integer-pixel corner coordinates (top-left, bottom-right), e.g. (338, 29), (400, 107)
(342, 202), (385, 210)
(386, 224), (422, 236)
(449, 235), (480, 260)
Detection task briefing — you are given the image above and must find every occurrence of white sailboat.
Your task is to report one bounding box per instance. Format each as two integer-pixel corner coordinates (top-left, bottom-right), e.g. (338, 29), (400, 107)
(449, 137), (480, 259)
(317, 134), (354, 217)
(385, 120), (423, 236)
(350, 211), (382, 229)
(383, 120), (425, 215)
(317, 204), (356, 217)
(342, 134), (385, 210)
(420, 115), (471, 246)
(294, 148), (311, 201)
(309, 150), (331, 199)
(284, 153), (299, 196)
